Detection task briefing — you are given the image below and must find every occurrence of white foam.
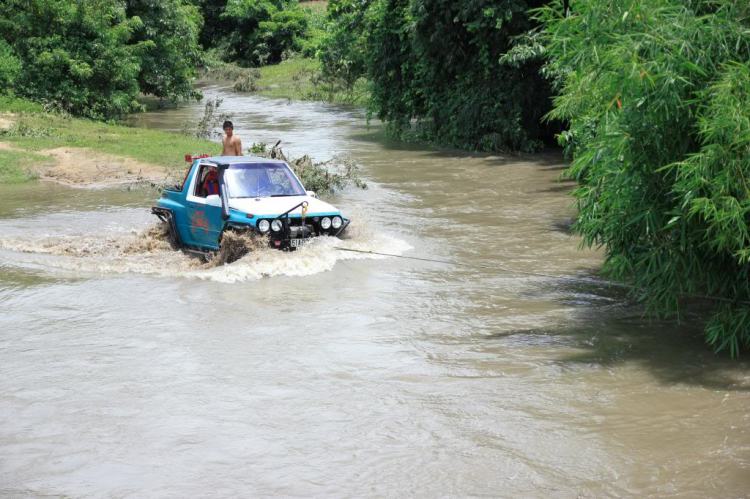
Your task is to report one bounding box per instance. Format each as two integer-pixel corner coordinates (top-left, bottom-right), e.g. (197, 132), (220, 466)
(189, 234), (411, 283)
(0, 221), (411, 282)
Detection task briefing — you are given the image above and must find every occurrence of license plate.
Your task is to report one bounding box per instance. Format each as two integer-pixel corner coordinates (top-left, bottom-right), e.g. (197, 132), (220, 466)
(290, 238), (309, 248)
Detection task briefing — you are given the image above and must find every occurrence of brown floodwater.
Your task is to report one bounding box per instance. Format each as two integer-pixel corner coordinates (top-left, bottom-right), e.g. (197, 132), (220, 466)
(1, 82), (749, 498)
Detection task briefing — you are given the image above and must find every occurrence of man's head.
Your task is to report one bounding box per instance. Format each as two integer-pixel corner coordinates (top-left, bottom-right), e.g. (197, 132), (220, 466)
(223, 120), (234, 137)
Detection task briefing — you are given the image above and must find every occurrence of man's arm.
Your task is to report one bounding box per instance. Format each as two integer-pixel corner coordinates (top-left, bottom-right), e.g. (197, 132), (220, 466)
(236, 137), (243, 156)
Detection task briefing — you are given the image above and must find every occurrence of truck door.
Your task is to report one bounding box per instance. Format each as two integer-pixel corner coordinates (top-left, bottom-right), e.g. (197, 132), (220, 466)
(185, 165), (224, 249)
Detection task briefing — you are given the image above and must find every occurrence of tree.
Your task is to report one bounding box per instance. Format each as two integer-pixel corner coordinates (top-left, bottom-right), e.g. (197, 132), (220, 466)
(0, 0), (144, 119)
(539, 0), (750, 355)
(126, 0), (205, 103)
(218, 0), (308, 66)
(0, 0), (206, 119)
(320, 0), (553, 152)
(0, 40), (21, 92)
(196, 0), (231, 49)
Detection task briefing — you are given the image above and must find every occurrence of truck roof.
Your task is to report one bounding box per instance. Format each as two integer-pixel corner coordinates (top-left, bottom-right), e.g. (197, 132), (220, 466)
(201, 156), (286, 165)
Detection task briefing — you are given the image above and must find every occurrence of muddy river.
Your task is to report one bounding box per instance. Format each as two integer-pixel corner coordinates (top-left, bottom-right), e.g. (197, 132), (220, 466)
(1, 83), (749, 498)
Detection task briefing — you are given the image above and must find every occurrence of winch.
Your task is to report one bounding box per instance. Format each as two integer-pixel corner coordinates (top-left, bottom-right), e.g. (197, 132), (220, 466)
(287, 224), (313, 239)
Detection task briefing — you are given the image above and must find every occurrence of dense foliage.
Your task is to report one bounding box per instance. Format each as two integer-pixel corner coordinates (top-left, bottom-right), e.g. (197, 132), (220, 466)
(0, 1), (143, 119)
(0, 1), (337, 118)
(126, 0), (204, 102)
(320, 0), (554, 151)
(539, 0), (750, 355)
(199, 0), (310, 66)
(0, 40), (21, 91)
(0, 0), (204, 119)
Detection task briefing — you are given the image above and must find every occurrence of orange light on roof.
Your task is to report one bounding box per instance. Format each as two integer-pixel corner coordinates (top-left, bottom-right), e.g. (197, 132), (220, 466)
(185, 153), (211, 162)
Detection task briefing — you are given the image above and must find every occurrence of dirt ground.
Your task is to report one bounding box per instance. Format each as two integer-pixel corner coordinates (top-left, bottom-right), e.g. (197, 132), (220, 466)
(0, 141), (172, 188)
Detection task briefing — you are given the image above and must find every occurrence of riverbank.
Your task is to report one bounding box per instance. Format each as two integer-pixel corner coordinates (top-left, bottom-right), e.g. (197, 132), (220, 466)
(0, 96), (219, 186)
(205, 57), (369, 106)
(256, 58), (320, 101)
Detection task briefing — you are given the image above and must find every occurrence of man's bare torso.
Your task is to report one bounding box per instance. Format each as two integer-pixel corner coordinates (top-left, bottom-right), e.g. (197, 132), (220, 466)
(222, 134), (242, 156)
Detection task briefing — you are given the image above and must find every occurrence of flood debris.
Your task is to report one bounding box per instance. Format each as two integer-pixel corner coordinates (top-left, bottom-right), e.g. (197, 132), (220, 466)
(205, 65), (263, 94)
(252, 141), (367, 196)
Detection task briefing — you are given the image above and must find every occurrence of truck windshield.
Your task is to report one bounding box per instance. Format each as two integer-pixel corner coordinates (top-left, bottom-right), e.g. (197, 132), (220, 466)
(224, 163), (305, 198)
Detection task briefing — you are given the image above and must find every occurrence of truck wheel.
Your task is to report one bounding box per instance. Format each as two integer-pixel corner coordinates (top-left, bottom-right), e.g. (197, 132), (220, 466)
(151, 207), (182, 250)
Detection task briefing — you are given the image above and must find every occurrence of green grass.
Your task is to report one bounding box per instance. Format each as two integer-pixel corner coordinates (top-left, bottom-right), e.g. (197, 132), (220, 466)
(256, 57), (321, 100)
(0, 98), (221, 184)
(0, 95), (45, 114)
(253, 57), (370, 105)
(0, 150), (49, 183)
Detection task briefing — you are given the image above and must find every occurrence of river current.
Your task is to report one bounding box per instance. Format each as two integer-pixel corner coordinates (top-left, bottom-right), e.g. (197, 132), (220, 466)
(1, 83), (749, 498)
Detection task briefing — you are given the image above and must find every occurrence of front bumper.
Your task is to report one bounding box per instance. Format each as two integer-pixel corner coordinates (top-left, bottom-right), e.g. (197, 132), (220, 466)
(228, 217), (350, 251)
(269, 217), (350, 250)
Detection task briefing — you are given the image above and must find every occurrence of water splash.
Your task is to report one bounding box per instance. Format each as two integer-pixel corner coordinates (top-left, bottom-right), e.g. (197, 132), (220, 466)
(0, 218), (411, 282)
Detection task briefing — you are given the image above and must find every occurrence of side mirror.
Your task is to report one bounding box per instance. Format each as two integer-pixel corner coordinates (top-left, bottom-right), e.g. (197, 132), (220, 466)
(306, 190), (317, 198)
(206, 194), (222, 207)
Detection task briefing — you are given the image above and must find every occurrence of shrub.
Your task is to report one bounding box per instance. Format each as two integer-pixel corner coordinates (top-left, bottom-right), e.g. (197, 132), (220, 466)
(0, 40), (20, 91)
(125, 0), (205, 103)
(181, 98), (233, 140)
(538, 0), (750, 355)
(0, 119), (56, 138)
(319, 0), (553, 152)
(0, 0), (204, 120)
(252, 141), (367, 196)
(231, 73), (262, 93)
(218, 0), (309, 66)
(205, 64), (263, 92)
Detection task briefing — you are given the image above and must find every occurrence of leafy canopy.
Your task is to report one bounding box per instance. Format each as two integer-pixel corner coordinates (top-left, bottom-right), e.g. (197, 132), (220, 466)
(205, 0), (309, 66)
(320, 0), (554, 152)
(0, 0), (204, 120)
(539, 0), (750, 355)
(126, 0), (204, 102)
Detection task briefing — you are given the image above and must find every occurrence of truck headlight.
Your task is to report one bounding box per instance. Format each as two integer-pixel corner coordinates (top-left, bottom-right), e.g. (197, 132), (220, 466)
(271, 220), (282, 232)
(258, 220), (270, 233)
(332, 216), (343, 229)
(320, 217), (331, 230)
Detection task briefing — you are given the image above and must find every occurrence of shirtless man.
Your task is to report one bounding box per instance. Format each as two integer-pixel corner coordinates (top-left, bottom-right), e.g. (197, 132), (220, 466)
(221, 120), (242, 156)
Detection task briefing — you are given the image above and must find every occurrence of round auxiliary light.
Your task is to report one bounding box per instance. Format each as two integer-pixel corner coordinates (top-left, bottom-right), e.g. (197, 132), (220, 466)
(320, 217), (332, 230)
(271, 219), (282, 232)
(332, 216), (343, 229)
(258, 220), (270, 233)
